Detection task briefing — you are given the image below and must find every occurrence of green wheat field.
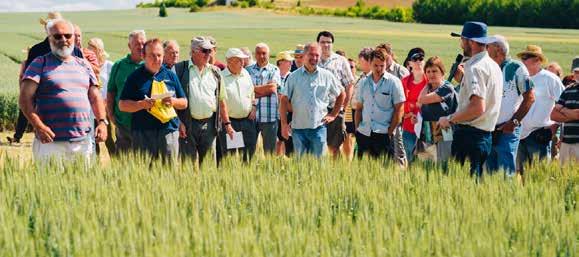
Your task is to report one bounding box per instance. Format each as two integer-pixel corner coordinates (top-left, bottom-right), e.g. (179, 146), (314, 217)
(0, 7), (577, 257)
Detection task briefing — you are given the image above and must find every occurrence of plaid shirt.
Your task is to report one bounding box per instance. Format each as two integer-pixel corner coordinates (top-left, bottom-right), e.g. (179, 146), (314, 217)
(246, 63), (281, 122)
(318, 53), (354, 107)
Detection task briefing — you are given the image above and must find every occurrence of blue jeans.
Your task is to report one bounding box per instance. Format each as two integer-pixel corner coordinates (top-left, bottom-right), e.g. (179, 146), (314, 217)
(451, 125), (492, 178)
(402, 130), (417, 163)
(487, 126), (521, 176)
(292, 126), (327, 157)
(517, 133), (550, 173)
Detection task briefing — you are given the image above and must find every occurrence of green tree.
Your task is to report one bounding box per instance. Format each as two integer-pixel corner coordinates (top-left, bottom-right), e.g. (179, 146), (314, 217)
(159, 2), (168, 17)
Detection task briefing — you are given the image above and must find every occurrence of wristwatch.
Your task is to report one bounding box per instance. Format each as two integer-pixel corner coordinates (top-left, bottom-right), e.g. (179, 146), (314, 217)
(98, 119), (109, 126)
(511, 118), (521, 127)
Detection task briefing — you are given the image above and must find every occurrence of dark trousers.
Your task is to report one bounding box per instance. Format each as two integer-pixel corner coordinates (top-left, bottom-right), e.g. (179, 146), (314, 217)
(355, 131), (393, 159)
(180, 114), (217, 166)
(451, 125), (492, 177)
(218, 118), (257, 163)
(12, 109), (28, 140)
(132, 129), (179, 163)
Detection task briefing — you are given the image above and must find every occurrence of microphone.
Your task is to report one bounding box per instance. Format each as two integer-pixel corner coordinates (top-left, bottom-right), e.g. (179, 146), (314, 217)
(447, 54), (464, 82)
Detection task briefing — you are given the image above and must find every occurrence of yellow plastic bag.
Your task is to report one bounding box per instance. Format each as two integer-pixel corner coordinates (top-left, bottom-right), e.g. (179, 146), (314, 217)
(147, 80), (177, 123)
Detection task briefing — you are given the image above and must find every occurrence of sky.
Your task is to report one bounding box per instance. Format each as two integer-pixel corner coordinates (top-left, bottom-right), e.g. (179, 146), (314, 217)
(0, 0), (150, 12)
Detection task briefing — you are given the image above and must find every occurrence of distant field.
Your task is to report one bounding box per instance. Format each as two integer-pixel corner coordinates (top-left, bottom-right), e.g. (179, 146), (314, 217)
(274, 0), (413, 8)
(0, 7), (578, 96)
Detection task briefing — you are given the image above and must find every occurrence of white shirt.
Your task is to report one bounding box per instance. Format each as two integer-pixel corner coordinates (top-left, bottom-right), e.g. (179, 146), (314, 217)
(99, 60), (113, 100)
(456, 51), (503, 132)
(496, 59), (534, 124)
(520, 69), (565, 139)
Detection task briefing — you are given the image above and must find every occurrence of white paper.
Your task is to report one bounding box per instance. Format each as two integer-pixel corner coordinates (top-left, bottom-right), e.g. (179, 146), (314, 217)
(150, 91), (174, 100)
(442, 128), (453, 141)
(226, 131), (245, 149)
(414, 113), (423, 138)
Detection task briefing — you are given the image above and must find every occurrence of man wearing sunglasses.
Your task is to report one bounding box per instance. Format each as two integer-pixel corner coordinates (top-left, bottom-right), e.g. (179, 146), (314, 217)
(19, 19), (106, 165)
(7, 13), (83, 146)
(174, 36), (227, 166)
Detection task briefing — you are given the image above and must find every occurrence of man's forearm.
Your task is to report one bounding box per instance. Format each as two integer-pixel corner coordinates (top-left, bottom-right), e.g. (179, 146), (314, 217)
(172, 98), (188, 110)
(279, 96), (289, 125)
(512, 91), (534, 121)
(119, 100), (144, 113)
(89, 86), (106, 120)
(343, 84), (353, 108)
(219, 100), (230, 123)
(106, 92), (116, 120)
(389, 105), (403, 133)
(330, 93), (345, 116)
(354, 106), (362, 129)
(254, 83), (277, 97)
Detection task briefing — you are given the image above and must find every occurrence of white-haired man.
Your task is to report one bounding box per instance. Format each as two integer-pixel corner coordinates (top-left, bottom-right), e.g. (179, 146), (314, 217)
(485, 35), (535, 176)
(107, 29), (146, 155)
(19, 19), (107, 164)
(246, 42), (281, 155)
(163, 39), (180, 72)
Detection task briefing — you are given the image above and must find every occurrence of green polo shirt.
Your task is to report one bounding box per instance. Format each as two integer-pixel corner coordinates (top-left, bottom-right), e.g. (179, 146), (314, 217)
(107, 54), (142, 129)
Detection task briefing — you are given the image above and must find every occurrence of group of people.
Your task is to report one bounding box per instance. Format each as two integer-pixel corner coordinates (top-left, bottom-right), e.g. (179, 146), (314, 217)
(12, 12), (579, 178)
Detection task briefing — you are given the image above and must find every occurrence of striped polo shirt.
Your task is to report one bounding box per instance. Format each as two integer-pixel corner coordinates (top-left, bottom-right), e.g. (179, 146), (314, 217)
(23, 53), (98, 141)
(557, 82), (579, 144)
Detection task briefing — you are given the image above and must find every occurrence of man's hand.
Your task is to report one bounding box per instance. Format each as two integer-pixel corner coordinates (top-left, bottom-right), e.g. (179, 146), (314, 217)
(162, 97), (174, 107)
(438, 116), (452, 129)
(95, 122), (108, 142)
(248, 106), (257, 120)
(498, 120), (516, 133)
(225, 124), (235, 139)
(281, 122), (290, 140)
(322, 113), (337, 124)
(36, 124), (55, 144)
(139, 99), (156, 110)
(179, 123), (187, 138)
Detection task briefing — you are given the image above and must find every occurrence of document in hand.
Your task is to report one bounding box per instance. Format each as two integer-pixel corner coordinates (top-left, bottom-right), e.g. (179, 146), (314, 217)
(226, 131), (245, 149)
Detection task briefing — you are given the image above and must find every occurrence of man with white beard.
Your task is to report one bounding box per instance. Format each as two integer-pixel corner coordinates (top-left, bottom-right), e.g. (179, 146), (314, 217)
(19, 19), (108, 165)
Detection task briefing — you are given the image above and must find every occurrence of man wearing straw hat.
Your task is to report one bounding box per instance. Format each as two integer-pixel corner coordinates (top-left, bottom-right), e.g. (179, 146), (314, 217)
(516, 45), (565, 174)
(8, 12), (83, 145)
(438, 21), (503, 178)
(551, 57), (579, 164)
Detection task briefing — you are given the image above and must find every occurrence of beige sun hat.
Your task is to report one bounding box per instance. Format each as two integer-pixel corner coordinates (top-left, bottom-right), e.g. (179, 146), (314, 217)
(516, 45), (548, 64)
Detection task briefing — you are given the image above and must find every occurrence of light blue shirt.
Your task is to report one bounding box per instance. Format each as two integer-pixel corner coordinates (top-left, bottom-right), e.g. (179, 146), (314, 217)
(282, 66), (342, 129)
(356, 72), (405, 136)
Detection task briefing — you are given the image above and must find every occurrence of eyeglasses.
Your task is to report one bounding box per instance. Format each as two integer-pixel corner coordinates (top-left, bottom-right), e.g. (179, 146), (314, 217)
(52, 34), (73, 40)
(198, 48), (212, 54)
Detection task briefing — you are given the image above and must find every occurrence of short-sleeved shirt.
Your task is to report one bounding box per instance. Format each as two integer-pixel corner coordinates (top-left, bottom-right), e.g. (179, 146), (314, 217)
(107, 54), (142, 129)
(246, 63), (281, 122)
(318, 53), (354, 106)
(497, 58), (534, 124)
(120, 66), (186, 132)
(282, 67), (342, 129)
(420, 81), (459, 122)
(387, 62), (410, 80)
(401, 74), (428, 133)
(557, 83), (579, 144)
(23, 53), (98, 141)
(220, 68), (254, 119)
(187, 61), (220, 120)
(520, 69), (565, 139)
(456, 51), (503, 132)
(355, 72), (406, 136)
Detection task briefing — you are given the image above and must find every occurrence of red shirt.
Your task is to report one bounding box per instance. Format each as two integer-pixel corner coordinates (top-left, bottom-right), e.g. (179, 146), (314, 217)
(402, 73), (427, 133)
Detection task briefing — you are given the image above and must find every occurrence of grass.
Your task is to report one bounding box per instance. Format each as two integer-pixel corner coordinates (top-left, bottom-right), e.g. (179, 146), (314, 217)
(0, 153), (577, 257)
(273, 0), (414, 8)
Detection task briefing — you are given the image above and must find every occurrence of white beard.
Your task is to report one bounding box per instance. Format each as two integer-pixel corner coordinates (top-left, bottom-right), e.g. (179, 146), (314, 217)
(50, 43), (75, 59)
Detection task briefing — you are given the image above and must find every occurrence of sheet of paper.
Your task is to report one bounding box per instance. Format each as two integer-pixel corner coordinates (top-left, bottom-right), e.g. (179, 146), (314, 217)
(226, 131), (245, 149)
(442, 128), (453, 141)
(414, 113), (423, 137)
(150, 91), (174, 100)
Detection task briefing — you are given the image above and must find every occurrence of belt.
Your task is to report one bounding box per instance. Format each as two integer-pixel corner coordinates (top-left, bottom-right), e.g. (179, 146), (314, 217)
(192, 113), (216, 123)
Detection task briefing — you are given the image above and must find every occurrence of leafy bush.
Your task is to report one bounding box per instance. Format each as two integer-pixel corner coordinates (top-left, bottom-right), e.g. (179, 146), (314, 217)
(0, 94), (19, 131)
(412, 0), (578, 29)
(159, 2), (168, 17)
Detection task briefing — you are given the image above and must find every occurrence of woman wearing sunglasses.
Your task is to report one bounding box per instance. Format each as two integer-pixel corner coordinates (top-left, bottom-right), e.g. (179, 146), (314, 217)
(401, 48), (427, 163)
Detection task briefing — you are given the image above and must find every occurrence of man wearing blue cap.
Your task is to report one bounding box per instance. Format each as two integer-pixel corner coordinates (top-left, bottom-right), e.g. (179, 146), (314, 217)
(438, 21), (503, 178)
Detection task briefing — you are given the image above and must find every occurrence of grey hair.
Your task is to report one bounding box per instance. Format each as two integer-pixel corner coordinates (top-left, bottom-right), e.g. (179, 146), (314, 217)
(45, 19), (74, 35)
(128, 29), (146, 42)
(163, 39), (179, 50)
(255, 42), (270, 52)
(491, 35), (509, 56)
(303, 42), (320, 54)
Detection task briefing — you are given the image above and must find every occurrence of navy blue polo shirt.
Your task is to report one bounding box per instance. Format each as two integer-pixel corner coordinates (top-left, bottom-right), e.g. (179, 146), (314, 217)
(120, 65), (186, 132)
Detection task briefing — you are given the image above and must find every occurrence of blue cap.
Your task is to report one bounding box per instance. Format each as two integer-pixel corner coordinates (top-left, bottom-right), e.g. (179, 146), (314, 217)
(451, 21), (490, 44)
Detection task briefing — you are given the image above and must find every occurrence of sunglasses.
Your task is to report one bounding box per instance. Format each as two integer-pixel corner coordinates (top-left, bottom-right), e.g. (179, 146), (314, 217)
(411, 57), (424, 62)
(521, 54), (537, 61)
(52, 34), (73, 40)
(199, 48), (212, 54)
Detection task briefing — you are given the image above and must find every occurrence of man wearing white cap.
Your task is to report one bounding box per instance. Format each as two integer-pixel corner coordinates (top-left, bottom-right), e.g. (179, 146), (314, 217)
(175, 36), (228, 166)
(550, 57), (579, 164)
(485, 35), (535, 176)
(439, 21), (502, 178)
(217, 48), (258, 163)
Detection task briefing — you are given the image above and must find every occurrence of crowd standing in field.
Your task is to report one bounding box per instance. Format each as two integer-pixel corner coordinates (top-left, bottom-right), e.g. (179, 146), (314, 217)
(12, 12), (579, 178)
